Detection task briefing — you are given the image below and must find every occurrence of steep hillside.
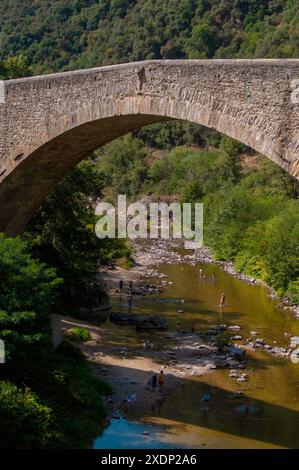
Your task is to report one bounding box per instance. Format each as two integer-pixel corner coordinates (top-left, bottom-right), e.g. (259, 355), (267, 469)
(0, 0), (298, 73)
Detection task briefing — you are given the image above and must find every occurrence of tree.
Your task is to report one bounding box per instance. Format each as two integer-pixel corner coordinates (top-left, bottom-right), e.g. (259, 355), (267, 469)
(0, 55), (31, 79)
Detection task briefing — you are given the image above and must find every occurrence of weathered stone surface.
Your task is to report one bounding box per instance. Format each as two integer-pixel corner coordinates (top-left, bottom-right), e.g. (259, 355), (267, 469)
(0, 59), (299, 235)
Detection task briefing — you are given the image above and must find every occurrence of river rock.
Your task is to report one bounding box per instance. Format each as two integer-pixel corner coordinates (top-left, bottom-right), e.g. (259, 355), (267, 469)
(254, 338), (265, 347)
(225, 346), (246, 357)
(218, 324), (228, 331)
(206, 362), (217, 370)
(109, 312), (138, 325)
(136, 316), (168, 331)
(290, 336), (299, 348)
(228, 325), (241, 331)
(229, 370), (239, 379)
(237, 374), (248, 382)
(271, 346), (289, 358)
(290, 349), (299, 364)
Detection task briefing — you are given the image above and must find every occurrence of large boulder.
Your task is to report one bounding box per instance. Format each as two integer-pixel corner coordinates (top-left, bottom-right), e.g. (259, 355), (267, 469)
(136, 316), (168, 331)
(109, 312), (138, 325)
(90, 305), (111, 322)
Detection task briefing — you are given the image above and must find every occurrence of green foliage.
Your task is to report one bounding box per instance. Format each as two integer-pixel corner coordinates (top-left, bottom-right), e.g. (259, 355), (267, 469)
(214, 332), (231, 349)
(0, 233), (111, 448)
(67, 327), (91, 342)
(286, 279), (299, 305)
(0, 54), (31, 79)
(24, 160), (131, 313)
(0, 234), (61, 316)
(0, 234), (62, 366)
(96, 129), (299, 305)
(0, 381), (56, 448)
(186, 22), (219, 58)
(97, 134), (148, 196)
(0, 1), (298, 75)
(25, 160), (105, 276)
(1, 0), (299, 450)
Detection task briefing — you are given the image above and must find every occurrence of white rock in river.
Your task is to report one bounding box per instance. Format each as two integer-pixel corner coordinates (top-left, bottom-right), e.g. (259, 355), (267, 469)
(206, 363), (217, 370)
(254, 338), (265, 346)
(290, 336), (299, 348)
(290, 349), (299, 364)
(228, 325), (241, 331)
(229, 370), (239, 379)
(237, 374), (248, 382)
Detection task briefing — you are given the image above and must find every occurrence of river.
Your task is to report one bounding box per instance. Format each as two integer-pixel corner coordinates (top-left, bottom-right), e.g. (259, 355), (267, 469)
(93, 259), (299, 449)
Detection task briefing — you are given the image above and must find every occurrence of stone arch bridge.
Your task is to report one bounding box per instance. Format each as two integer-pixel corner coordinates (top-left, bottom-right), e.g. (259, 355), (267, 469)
(0, 59), (299, 235)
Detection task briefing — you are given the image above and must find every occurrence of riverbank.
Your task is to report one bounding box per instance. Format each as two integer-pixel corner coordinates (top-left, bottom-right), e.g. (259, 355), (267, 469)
(52, 310), (249, 426)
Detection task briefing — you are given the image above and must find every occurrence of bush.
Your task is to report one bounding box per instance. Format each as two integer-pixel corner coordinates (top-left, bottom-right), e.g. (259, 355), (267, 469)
(66, 327), (91, 342)
(0, 381), (56, 449)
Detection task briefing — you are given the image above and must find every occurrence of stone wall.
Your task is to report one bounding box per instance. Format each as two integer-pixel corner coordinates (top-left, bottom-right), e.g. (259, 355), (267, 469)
(0, 59), (299, 234)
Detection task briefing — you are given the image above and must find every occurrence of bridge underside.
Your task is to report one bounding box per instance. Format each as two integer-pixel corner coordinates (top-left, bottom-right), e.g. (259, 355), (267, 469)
(0, 114), (169, 235)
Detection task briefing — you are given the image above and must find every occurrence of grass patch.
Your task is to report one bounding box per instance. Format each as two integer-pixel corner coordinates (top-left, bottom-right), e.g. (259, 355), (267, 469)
(66, 327), (91, 342)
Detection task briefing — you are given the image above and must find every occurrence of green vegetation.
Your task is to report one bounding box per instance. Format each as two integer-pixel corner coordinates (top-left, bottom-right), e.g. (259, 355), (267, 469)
(0, 54), (31, 79)
(1, 0), (299, 449)
(66, 327), (92, 342)
(24, 159), (131, 315)
(214, 332), (232, 350)
(97, 133), (299, 304)
(0, 0), (298, 74)
(0, 235), (111, 448)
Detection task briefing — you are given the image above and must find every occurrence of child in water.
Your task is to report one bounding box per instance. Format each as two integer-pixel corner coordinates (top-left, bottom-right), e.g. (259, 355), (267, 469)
(151, 374), (158, 388)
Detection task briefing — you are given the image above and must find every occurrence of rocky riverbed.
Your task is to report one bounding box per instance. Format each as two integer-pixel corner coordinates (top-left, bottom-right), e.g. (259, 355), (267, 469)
(100, 238), (299, 317)
(53, 238), (299, 448)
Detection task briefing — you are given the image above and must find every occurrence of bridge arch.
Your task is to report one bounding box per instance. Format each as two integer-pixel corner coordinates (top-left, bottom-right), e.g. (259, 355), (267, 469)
(0, 59), (299, 235)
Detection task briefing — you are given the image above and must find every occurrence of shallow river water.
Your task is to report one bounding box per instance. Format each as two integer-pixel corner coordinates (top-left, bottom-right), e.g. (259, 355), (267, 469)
(94, 261), (299, 449)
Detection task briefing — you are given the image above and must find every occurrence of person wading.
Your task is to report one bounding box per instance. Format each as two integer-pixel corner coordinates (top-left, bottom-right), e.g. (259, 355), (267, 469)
(219, 292), (225, 307)
(158, 370), (164, 387)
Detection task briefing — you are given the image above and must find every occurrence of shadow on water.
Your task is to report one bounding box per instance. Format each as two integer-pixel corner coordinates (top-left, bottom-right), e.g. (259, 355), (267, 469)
(93, 363), (299, 449)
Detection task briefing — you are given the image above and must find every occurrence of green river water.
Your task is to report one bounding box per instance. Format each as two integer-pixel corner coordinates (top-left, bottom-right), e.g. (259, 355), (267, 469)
(94, 261), (299, 449)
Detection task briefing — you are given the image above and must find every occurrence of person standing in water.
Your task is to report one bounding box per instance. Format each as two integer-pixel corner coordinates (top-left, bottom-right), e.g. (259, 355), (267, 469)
(176, 322), (181, 333)
(151, 374), (158, 389)
(158, 370), (164, 387)
(219, 292), (226, 307)
(191, 322), (196, 333)
(119, 279), (123, 291)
